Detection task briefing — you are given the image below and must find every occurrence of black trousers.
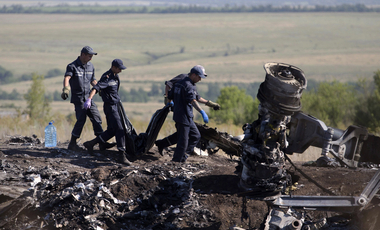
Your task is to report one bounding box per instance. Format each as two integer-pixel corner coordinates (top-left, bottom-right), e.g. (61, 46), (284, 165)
(72, 101), (103, 138)
(172, 120), (200, 162)
(98, 103), (126, 152)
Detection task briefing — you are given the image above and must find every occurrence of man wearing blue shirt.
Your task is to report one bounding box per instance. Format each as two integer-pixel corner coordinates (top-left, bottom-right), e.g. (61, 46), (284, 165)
(168, 65), (210, 162)
(155, 71), (220, 156)
(61, 46), (113, 151)
(83, 59), (132, 165)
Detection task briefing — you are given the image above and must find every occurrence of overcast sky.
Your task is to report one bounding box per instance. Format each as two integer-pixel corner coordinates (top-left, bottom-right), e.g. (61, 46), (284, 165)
(3, 0), (380, 7)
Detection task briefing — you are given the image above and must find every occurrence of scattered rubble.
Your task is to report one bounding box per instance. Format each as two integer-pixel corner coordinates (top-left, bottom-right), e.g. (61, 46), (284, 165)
(0, 136), (379, 230)
(2, 62), (380, 230)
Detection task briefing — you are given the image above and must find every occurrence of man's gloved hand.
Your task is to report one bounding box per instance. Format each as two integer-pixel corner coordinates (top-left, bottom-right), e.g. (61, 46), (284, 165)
(206, 100), (221, 110)
(84, 98), (92, 110)
(200, 110), (209, 123)
(61, 86), (70, 100)
(164, 95), (170, 105)
(166, 101), (174, 107)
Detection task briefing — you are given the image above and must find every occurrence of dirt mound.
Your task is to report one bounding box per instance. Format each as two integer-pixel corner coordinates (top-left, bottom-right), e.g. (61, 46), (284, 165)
(0, 136), (379, 230)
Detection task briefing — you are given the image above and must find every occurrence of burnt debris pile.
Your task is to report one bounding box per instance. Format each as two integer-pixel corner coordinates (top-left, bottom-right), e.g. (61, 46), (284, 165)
(0, 148), (219, 230)
(0, 135), (380, 229)
(6, 134), (41, 146)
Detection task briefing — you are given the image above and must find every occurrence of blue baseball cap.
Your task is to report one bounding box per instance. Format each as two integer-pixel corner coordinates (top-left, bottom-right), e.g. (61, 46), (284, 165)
(81, 46), (97, 55)
(112, 59), (127, 70)
(190, 65), (207, 78)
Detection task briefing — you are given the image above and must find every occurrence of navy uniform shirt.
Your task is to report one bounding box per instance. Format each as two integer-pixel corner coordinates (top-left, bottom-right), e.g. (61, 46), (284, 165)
(168, 76), (200, 125)
(165, 73), (187, 89)
(65, 57), (96, 104)
(166, 73), (201, 98)
(93, 69), (121, 105)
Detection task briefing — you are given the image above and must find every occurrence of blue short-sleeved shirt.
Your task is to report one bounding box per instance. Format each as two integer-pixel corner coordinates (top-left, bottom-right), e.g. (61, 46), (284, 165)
(165, 73), (187, 90)
(169, 76), (199, 125)
(166, 73), (201, 99)
(93, 69), (121, 105)
(65, 57), (96, 103)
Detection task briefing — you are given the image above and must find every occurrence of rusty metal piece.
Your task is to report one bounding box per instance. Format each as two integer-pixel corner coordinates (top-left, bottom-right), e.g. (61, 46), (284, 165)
(195, 123), (242, 156)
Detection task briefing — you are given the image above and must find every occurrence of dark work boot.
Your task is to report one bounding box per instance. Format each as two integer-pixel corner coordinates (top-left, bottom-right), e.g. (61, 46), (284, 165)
(99, 142), (117, 151)
(119, 151), (132, 166)
(68, 135), (84, 152)
(83, 137), (100, 155)
(155, 139), (169, 156)
(155, 143), (164, 156)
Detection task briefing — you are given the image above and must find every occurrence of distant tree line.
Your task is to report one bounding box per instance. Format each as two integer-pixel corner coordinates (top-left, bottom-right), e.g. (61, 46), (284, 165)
(209, 86), (259, 125)
(0, 64), (332, 105)
(209, 70), (380, 135)
(0, 65), (64, 84)
(0, 3), (378, 14)
(0, 66), (13, 84)
(4, 63), (380, 134)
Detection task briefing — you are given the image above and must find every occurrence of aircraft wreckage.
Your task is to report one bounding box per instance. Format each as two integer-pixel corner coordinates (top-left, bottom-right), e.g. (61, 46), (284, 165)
(121, 62), (380, 230)
(193, 62), (380, 230)
(1, 63), (379, 229)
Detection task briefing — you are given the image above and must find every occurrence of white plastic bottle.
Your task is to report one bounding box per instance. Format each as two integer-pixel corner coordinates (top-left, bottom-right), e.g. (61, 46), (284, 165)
(45, 120), (57, 147)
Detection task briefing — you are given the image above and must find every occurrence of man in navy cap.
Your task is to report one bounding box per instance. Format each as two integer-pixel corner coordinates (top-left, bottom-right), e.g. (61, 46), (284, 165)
(83, 59), (132, 165)
(167, 65), (210, 162)
(155, 65), (221, 156)
(61, 46), (114, 151)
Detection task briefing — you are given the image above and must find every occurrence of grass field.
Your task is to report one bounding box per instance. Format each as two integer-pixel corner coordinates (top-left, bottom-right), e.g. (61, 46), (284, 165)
(0, 13), (379, 84)
(0, 13), (379, 95)
(0, 12), (379, 147)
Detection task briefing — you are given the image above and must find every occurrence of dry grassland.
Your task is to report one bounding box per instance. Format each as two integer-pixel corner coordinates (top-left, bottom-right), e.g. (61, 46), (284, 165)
(0, 13), (379, 82)
(0, 12), (379, 148)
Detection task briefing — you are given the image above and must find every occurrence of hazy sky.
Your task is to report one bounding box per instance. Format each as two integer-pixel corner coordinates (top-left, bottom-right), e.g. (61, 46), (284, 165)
(2, 0), (380, 7)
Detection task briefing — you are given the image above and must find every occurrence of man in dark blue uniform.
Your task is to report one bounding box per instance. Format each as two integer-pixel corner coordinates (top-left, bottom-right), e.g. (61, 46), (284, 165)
(155, 69), (220, 156)
(61, 46), (113, 151)
(83, 59), (132, 165)
(167, 65), (210, 162)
